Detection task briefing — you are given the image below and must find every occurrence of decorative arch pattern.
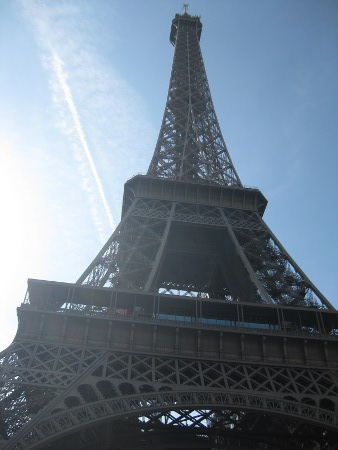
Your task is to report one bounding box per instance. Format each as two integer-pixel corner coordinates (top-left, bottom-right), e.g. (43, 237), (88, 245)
(9, 390), (337, 449)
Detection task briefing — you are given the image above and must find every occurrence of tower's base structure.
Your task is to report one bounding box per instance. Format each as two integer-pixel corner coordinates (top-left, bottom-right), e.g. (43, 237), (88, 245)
(1, 11), (338, 450)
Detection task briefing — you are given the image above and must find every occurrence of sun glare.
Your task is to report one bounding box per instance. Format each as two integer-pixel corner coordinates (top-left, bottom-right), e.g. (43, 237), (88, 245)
(0, 139), (47, 348)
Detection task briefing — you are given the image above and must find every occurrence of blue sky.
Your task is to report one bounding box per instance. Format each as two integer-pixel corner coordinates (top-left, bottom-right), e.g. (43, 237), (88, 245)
(0, 0), (337, 350)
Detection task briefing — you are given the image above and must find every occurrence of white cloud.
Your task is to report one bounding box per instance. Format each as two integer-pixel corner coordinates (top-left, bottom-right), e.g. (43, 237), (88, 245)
(51, 50), (115, 230)
(20, 0), (155, 238)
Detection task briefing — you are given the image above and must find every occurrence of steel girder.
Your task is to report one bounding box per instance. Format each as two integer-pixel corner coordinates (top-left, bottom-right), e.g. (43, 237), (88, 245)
(78, 195), (332, 310)
(1, 341), (338, 449)
(221, 208), (332, 309)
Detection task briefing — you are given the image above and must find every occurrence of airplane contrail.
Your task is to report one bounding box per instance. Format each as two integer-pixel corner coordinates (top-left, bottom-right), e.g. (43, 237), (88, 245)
(52, 51), (115, 231)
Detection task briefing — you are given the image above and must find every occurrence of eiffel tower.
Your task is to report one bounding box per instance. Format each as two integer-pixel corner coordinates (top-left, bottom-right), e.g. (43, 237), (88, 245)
(1, 9), (338, 450)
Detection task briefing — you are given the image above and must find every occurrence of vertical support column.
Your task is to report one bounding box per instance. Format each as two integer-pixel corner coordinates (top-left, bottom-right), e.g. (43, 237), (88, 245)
(61, 317), (68, 343)
(175, 359), (180, 385)
(320, 312), (327, 334)
(38, 314), (45, 340)
(152, 356), (156, 383)
(84, 318), (90, 345)
(241, 334), (245, 360)
(197, 330), (201, 357)
(219, 332), (223, 359)
(52, 346), (63, 372)
(129, 324), (135, 350)
(198, 361), (205, 387)
(323, 341), (329, 366)
(108, 290), (114, 316)
(276, 308), (282, 329)
(106, 321), (112, 348)
(280, 309), (287, 332)
(153, 295), (156, 317)
(152, 326), (157, 351)
(220, 362), (230, 389)
(316, 311), (323, 334)
(240, 304), (245, 323)
(127, 355), (132, 381)
(304, 339), (308, 365)
(283, 338), (288, 364)
(262, 336), (266, 362)
(144, 202), (176, 291)
(175, 328), (179, 354)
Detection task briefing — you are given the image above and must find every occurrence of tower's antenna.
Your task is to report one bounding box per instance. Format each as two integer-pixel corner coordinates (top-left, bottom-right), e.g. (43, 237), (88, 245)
(183, 3), (189, 14)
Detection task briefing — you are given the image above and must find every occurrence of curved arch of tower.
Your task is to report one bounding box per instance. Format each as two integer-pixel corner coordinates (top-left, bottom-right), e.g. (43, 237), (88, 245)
(1, 10), (337, 450)
(7, 392), (338, 449)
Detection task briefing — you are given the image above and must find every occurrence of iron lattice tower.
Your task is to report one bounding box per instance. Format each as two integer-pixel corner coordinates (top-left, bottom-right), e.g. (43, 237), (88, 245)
(1, 11), (338, 450)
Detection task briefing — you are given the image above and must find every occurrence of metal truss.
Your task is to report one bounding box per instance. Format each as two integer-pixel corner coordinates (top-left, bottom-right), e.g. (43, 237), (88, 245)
(221, 208), (332, 309)
(78, 198), (174, 289)
(0, 341), (103, 388)
(6, 393), (338, 449)
(78, 197), (245, 296)
(76, 11), (332, 310)
(0, 341), (106, 441)
(147, 14), (241, 186)
(1, 343), (337, 449)
(78, 196), (332, 309)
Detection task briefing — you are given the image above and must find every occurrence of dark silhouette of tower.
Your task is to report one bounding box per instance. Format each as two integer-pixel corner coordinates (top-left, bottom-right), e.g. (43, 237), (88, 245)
(1, 10), (338, 450)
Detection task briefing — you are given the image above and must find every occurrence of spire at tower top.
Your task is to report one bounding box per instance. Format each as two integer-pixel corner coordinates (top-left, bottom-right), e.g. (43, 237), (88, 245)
(183, 3), (189, 14)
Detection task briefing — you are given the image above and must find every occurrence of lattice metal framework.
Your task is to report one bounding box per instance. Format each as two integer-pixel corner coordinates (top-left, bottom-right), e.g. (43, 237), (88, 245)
(78, 182), (332, 310)
(147, 13), (241, 186)
(1, 9), (337, 450)
(1, 327), (338, 449)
